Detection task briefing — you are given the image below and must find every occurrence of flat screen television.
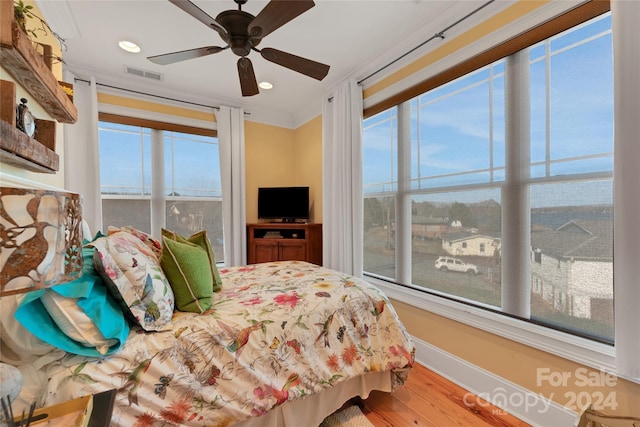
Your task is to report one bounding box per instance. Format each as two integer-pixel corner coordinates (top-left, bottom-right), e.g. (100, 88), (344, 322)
(258, 187), (309, 222)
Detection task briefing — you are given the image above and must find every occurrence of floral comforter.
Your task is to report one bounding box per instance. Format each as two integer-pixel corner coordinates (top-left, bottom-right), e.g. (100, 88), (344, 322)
(43, 261), (414, 426)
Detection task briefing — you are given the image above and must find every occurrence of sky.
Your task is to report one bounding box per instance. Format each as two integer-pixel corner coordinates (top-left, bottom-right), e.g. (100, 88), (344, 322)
(98, 14), (613, 209)
(99, 122), (222, 198)
(363, 14), (613, 208)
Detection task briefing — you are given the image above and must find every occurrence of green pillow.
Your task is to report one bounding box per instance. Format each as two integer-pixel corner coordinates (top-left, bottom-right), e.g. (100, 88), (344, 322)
(161, 236), (213, 313)
(162, 229), (223, 292)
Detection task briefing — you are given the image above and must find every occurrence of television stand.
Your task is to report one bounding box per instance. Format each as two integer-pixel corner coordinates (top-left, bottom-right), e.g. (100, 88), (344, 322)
(247, 223), (322, 265)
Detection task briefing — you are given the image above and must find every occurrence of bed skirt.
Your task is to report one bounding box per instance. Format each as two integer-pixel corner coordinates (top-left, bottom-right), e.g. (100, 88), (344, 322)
(236, 370), (393, 427)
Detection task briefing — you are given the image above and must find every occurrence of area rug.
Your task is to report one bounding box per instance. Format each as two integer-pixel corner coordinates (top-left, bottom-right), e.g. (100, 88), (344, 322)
(319, 405), (375, 427)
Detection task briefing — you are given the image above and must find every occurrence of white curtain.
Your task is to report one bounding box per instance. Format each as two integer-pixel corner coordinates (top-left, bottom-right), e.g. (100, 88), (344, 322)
(216, 106), (247, 266)
(63, 73), (102, 235)
(322, 79), (363, 277)
(613, 0), (640, 382)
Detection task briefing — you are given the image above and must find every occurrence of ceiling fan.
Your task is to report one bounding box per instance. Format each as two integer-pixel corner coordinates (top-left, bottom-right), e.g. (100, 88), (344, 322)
(148, 0), (330, 97)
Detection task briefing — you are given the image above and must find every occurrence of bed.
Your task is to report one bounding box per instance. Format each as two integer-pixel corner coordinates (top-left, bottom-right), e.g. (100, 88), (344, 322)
(2, 228), (414, 427)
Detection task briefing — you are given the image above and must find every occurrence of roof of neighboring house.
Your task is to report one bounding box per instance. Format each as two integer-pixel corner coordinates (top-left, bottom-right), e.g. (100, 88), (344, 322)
(441, 231), (501, 243)
(531, 219), (612, 261)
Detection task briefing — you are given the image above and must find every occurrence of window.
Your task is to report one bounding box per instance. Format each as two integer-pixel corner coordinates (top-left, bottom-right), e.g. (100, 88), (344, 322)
(99, 122), (152, 231)
(99, 119), (224, 261)
(363, 13), (613, 342)
(534, 249), (542, 264)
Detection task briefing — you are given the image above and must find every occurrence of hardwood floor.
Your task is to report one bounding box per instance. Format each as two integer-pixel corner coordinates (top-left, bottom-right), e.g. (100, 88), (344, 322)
(360, 363), (531, 427)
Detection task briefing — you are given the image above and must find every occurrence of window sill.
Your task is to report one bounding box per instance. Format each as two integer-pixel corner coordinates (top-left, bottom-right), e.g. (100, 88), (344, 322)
(367, 275), (617, 376)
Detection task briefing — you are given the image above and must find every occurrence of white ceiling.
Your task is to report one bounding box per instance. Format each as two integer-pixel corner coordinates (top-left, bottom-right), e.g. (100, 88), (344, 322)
(37, 0), (508, 128)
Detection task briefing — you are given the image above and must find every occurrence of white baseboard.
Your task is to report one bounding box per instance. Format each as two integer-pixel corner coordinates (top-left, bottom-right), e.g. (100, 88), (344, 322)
(411, 335), (581, 427)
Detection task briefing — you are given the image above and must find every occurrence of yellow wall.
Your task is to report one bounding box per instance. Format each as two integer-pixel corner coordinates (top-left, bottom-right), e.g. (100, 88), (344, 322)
(244, 121), (297, 222)
(363, 0), (549, 100)
(293, 115), (323, 223)
(245, 116), (323, 223)
(97, 93), (215, 122)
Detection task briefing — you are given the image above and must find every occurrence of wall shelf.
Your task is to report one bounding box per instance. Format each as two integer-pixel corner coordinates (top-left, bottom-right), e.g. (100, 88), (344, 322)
(0, 0), (70, 173)
(0, 0), (77, 124)
(0, 119), (58, 173)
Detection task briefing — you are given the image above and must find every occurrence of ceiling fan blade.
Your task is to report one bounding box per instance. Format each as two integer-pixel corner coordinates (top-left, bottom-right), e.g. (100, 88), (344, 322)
(260, 48), (329, 81)
(237, 57), (259, 97)
(248, 0), (315, 39)
(168, 0), (228, 38)
(148, 46), (226, 65)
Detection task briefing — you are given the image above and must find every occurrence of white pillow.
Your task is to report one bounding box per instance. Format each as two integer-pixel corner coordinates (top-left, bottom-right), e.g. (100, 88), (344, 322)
(39, 290), (117, 355)
(0, 295), (59, 365)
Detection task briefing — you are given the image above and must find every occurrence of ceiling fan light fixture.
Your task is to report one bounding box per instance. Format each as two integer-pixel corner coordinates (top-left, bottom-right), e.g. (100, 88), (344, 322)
(119, 40), (141, 53)
(155, 0), (329, 97)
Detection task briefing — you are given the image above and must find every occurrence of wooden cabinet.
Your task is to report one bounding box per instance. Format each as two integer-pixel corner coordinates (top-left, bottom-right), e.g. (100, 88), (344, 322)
(247, 223), (322, 265)
(252, 238), (306, 264)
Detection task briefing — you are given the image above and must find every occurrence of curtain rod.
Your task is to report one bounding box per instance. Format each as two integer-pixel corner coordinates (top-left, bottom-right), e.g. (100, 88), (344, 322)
(74, 78), (250, 115)
(357, 0), (495, 86)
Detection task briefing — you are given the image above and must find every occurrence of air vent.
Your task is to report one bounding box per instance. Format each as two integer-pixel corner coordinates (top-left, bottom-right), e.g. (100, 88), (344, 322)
(123, 65), (163, 81)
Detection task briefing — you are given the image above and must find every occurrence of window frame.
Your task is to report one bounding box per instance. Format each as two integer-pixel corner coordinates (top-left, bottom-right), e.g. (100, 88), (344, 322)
(99, 113), (217, 138)
(366, 274), (616, 373)
(97, 111), (222, 243)
(364, 0), (610, 119)
(362, 0), (624, 378)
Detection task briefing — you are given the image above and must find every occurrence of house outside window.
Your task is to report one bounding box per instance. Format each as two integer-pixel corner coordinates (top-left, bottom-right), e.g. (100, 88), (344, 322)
(98, 120), (224, 261)
(363, 13), (613, 343)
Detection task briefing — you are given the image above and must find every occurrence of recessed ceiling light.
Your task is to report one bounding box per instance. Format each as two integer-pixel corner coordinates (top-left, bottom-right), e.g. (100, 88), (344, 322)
(119, 40), (141, 53)
(259, 81), (273, 90)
